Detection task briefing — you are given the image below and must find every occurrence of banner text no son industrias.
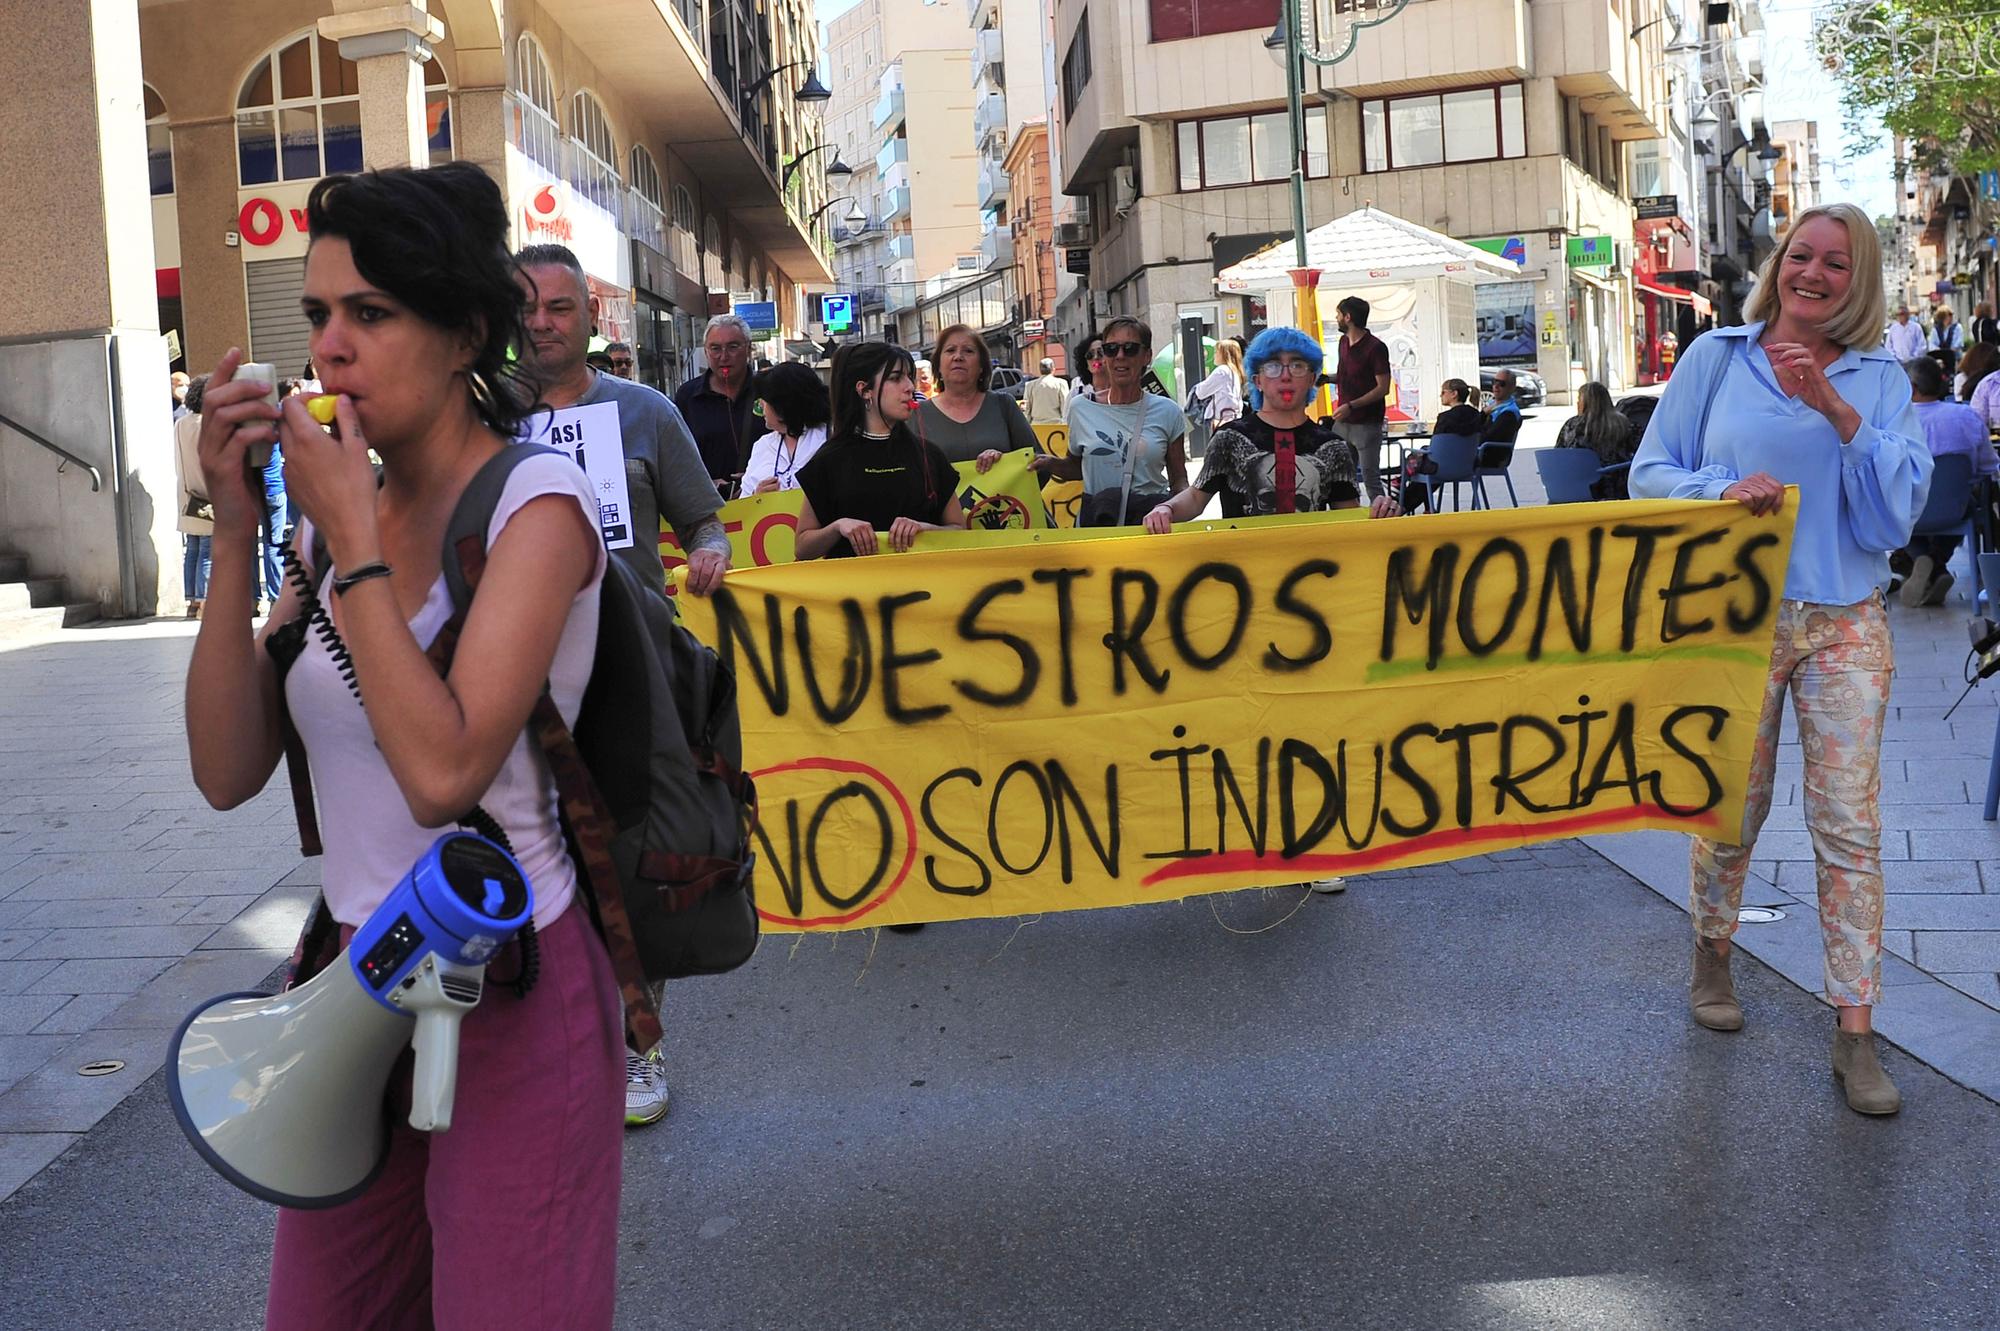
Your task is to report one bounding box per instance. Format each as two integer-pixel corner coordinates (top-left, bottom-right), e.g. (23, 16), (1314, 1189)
(675, 497), (1797, 930)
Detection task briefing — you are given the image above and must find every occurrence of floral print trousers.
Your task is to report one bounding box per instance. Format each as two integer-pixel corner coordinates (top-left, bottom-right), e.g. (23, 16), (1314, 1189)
(1690, 595), (1891, 1007)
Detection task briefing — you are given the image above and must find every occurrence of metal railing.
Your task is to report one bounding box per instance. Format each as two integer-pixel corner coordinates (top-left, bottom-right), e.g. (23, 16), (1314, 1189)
(0, 408), (103, 491)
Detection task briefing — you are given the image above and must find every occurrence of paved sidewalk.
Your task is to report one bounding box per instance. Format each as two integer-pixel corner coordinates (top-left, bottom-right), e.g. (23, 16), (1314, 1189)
(0, 620), (311, 1199)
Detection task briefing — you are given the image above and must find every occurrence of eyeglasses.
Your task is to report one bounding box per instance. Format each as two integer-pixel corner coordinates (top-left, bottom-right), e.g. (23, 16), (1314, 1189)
(1098, 342), (1147, 358)
(1257, 361), (1316, 379)
(610, 358), (634, 370)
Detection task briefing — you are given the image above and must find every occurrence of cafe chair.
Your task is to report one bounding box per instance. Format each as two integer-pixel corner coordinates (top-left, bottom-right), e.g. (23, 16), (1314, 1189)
(1411, 432), (1483, 512)
(1535, 449), (1628, 504)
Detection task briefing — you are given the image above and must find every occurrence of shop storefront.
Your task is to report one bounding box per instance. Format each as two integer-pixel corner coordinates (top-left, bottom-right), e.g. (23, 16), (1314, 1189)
(1632, 214), (1710, 386)
(631, 240), (704, 395)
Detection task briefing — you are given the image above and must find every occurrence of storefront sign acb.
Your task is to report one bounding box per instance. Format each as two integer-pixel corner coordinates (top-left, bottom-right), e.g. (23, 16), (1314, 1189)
(1633, 195), (1679, 221)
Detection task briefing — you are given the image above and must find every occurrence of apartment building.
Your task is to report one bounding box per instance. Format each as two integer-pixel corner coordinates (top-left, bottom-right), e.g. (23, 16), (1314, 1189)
(1053, 0), (1677, 399)
(1765, 119), (1819, 239)
(825, 0), (983, 340)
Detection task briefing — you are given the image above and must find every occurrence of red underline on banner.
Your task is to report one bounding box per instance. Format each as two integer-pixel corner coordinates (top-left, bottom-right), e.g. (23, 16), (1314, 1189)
(1140, 804), (1722, 887)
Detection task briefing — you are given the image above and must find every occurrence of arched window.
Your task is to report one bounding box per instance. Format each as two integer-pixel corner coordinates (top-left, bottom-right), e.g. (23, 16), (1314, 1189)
(671, 184), (699, 277)
(628, 146), (664, 209)
(513, 34), (561, 174)
(236, 31), (361, 185)
(423, 58), (453, 162)
(144, 85), (173, 196)
(628, 145), (666, 253)
(704, 216), (724, 289)
(568, 90), (620, 212)
(729, 239), (745, 292)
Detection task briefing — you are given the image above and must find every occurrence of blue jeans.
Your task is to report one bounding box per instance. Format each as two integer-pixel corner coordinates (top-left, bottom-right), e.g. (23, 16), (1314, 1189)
(182, 534), (212, 600)
(261, 475), (289, 603)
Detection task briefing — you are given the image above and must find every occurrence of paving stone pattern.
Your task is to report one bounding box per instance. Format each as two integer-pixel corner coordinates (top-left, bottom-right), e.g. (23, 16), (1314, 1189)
(0, 622), (304, 1200)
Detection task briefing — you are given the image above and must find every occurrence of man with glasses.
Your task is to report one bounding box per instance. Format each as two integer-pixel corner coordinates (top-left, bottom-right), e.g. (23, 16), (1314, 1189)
(673, 314), (760, 496)
(1033, 317), (1188, 525)
(1329, 296), (1394, 500)
(605, 341), (635, 378)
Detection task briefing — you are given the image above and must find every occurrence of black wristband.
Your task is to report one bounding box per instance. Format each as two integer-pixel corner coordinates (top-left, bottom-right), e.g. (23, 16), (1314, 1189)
(331, 561), (393, 596)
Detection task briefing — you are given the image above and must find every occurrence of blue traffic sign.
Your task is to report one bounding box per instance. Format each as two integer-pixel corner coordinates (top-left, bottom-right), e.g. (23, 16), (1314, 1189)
(823, 293), (853, 332)
(733, 301), (778, 331)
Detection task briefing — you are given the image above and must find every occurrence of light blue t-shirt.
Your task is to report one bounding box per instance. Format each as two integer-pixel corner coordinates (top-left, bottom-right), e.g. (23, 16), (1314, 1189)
(1630, 323), (1932, 605)
(1066, 393), (1187, 496)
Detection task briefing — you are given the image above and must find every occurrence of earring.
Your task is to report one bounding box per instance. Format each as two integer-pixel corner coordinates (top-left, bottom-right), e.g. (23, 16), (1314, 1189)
(466, 368), (501, 419)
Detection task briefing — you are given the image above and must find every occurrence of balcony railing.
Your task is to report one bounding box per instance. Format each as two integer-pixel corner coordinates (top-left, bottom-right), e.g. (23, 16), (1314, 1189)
(888, 233), (915, 262)
(626, 189), (669, 258)
(885, 186), (912, 221)
(972, 28), (1004, 89)
(966, 0), (997, 32)
(876, 136), (908, 174)
(979, 226), (1014, 269)
(974, 92), (1007, 148)
(882, 160), (910, 194)
(977, 161), (1010, 210)
(872, 86), (906, 131)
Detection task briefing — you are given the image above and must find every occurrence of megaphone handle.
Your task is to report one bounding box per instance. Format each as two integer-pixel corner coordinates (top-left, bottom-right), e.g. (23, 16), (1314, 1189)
(409, 1007), (463, 1132)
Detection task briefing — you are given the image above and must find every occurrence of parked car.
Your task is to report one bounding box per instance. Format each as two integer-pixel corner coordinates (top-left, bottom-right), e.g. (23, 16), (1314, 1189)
(989, 365), (1027, 400)
(1479, 364), (1546, 406)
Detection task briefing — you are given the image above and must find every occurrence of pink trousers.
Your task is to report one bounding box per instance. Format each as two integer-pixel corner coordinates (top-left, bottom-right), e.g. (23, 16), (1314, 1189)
(265, 906), (625, 1330)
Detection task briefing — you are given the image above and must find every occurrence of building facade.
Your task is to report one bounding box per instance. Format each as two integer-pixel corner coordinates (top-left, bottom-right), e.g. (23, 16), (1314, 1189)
(0, 0), (846, 622)
(1052, 0), (1679, 402)
(141, 0), (839, 394)
(825, 0), (984, 343)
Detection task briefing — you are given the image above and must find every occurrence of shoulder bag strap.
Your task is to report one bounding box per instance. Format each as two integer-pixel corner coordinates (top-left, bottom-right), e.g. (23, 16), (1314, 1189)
(1115, 399), (1146, 525)
(1694, 334), (1733, 448)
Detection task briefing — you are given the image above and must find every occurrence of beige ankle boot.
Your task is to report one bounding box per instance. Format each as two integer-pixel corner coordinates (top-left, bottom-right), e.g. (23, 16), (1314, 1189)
(1832, 1029), (1902, 1116)
(1690, 934), (1743, 1031)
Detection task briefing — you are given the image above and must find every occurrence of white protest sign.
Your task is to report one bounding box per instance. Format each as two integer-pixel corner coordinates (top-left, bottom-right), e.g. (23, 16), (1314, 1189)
(521, 401), (634, 550)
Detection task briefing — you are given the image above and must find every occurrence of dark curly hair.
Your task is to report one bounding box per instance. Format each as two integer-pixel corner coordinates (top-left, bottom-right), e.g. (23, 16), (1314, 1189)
(750, 361), (830, 437)
(304, 163), (536, 435)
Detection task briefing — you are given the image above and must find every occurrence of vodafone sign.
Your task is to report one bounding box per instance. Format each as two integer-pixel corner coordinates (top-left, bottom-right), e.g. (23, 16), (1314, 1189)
(234, 180), (317, 262)
(520, 183), (573, 243)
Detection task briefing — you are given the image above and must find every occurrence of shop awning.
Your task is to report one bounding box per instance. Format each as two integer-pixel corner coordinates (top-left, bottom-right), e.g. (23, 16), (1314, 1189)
(1215, 205), (1521, 292)
(1639, 277), (1714, 318)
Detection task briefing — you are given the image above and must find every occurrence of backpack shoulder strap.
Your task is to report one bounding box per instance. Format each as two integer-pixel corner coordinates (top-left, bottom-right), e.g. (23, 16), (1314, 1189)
(439, 443), (568, 622)
(428, 445), (663, 1055)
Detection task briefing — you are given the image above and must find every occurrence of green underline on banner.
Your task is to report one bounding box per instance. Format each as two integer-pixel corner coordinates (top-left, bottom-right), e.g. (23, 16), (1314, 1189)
(1363, 643), (1771, 684)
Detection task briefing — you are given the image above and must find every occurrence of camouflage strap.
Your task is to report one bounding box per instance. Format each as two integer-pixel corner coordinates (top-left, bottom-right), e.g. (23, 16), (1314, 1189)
(439, 530), (663, 1054)
(531, 694), (663, 1054)
(283, 892), (342, 991)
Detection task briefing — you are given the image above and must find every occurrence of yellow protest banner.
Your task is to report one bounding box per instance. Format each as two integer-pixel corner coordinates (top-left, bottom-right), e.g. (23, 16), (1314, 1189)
(675, 497), (1797, 931)
(660, 449), (1049, 589)
(952, 448), (1050, 530)
(1031, 421), (1085, 528)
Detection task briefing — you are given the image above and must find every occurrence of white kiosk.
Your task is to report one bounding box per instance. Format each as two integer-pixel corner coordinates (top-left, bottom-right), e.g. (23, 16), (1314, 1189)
(1217, 206), (1522, 427)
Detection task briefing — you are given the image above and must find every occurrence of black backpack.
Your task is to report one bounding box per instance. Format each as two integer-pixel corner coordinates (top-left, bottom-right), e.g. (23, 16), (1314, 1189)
(276, 444), (758, 1054)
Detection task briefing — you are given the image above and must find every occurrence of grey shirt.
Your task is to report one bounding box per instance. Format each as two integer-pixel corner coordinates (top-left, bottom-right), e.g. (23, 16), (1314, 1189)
(913, 391), (1039, 463)
(575, 372), (722, 590)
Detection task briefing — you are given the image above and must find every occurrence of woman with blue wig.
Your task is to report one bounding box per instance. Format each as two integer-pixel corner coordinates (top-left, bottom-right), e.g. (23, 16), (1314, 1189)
(1143, 326), (1395, 529)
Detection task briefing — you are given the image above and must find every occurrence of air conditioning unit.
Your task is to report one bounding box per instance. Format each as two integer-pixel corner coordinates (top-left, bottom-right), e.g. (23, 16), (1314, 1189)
(1112, 165), (1137, 215)
(1053, 221), (1093, 247)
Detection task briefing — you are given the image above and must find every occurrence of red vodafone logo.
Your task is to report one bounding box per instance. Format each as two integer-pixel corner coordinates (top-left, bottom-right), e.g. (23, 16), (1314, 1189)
(238, 197), (308, 247)
(521, 184), (573, 241)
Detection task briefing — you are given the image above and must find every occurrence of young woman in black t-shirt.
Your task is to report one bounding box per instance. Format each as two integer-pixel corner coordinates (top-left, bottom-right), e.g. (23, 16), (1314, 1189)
(796, 341), (967, 558)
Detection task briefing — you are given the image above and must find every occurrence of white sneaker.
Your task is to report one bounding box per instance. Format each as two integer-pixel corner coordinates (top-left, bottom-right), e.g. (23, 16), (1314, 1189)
(1309, 877), (1348, 894)
(1898, 555), (1934, 608)
(624, 1050), (670, 1127)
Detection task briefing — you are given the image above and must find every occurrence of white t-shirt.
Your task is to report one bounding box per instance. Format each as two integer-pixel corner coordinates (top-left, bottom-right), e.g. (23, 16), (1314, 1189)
(286, 452), (605, 931)
(1066, 393), (1186, 495)
(739, 424), (828, 492)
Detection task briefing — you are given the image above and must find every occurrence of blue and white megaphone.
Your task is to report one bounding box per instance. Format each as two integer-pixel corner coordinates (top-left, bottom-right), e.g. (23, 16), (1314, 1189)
(168, 832), (533, 1208)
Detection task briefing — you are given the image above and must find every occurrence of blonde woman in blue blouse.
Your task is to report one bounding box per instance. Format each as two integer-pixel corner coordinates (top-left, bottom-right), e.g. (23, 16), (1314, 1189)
(1631, 202), (1931, 1116)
